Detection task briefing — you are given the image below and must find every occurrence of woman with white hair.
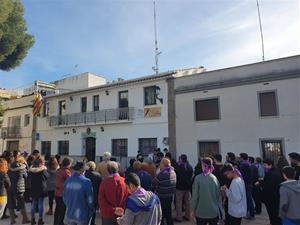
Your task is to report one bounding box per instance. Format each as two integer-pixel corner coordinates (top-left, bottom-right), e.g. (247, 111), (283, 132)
(85, 161), (102, 225)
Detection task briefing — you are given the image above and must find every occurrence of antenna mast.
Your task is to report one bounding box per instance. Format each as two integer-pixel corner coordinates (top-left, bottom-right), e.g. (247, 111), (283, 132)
(256, 0), (265, 61)
(153, 0), (160, 75)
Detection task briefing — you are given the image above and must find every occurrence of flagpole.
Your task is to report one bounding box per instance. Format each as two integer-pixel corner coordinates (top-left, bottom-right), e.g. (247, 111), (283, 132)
(256, 0), (265, 61)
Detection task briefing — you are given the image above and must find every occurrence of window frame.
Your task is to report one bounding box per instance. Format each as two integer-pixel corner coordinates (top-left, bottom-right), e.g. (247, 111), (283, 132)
(144, 86), (157, 106)
(259, 138), (285, 163)
(198, 140), (221, 158)
(81, 97), (87, 113)
(24, 114), (30, 127)
(194, 97), (221, 121)
(257, 90), (279, 117)
(138, 138), (158, 156)
(58, 100), (66, 116)
(93, 95), (99, 111)
(58, 140), (69, 155)
(112, 139), (128, 157)
(118, 91), (129, 108)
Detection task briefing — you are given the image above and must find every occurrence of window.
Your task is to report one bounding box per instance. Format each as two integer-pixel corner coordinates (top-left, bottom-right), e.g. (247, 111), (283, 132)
(261, 140), (283, 164)
(6, 141), (19, 152)
(58, 100), (66, 115)
(81, 97), (87, 113)
(144, 86), (157, 106)
(112, 139), (128, 157)
(8, 116), (21, 127)
(259, 91), (278, 117)
(24, 114), (30, 126)
(195, 98), (220, 121)
(119, 91), (128, 108)
(41, 141), (51, 156)
(43, 102), (49, 117)
(139, 138), (157, 156)
(58, 140), (69, 155)
(93, 95), (99, 111)
(198, 141), (220, 157)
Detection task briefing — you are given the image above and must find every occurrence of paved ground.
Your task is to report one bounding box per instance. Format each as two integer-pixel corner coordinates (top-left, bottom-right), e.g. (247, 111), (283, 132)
(2, 201), (269, 225)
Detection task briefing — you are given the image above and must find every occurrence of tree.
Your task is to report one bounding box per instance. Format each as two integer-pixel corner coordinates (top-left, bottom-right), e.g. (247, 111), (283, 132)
(0, 0), (34, 71)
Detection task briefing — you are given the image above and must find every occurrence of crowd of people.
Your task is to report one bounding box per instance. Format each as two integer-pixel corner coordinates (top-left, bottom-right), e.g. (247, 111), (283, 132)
(0, 148), (299, 225)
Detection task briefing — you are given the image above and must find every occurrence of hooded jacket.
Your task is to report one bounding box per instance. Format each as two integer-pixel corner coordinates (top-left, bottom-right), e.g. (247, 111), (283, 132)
(28, 165), (48, 198)
(117, 188), (162, 225)
(279, 180), (300, 223)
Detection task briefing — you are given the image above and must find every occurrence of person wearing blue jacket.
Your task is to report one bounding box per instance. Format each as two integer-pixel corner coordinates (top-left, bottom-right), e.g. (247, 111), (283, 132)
(63, 162), (94, 225)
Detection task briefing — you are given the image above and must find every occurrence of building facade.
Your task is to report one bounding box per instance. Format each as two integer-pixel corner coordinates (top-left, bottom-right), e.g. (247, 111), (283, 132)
(173, 55), (300, 166)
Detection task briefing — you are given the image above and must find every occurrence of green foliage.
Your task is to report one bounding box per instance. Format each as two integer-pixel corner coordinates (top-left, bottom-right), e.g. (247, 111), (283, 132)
(0, 0), (34, 71)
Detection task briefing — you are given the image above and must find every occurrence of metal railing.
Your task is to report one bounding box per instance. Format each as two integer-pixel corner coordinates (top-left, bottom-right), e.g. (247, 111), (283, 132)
(1, 126), (21, 138)
(49, 107), (143, 127)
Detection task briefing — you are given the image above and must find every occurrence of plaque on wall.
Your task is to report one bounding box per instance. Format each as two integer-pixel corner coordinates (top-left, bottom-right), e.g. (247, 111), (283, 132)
(144, 107), (161, 118)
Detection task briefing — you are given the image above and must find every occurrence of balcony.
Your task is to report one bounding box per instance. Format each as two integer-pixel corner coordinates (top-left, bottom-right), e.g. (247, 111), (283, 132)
(49, 107), (143, 127)
(1, 126), (21, 138)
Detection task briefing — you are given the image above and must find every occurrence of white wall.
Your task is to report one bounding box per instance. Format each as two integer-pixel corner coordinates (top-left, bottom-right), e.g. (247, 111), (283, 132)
(175, 78), (300, 166)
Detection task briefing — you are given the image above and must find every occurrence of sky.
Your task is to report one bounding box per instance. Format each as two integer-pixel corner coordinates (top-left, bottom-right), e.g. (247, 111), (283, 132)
(1, 0), (299, 89)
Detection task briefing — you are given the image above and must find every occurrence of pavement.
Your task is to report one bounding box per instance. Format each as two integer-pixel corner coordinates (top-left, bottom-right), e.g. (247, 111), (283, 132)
(1, 201), (270, 225)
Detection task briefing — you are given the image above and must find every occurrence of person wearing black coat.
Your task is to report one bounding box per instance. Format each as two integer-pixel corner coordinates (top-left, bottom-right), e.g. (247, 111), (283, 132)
(0, 158), (11, 218)
(174, 154), (193, 222)
(85, 161), (102, 225)
(8, 156), (31, 224)
(256, 159), (283, 225)
(28, 156), (48, 225)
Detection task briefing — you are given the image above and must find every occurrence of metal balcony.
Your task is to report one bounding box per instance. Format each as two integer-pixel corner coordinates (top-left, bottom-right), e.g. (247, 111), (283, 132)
(1, 126), (21, 138)
(49, 107), (143, 127)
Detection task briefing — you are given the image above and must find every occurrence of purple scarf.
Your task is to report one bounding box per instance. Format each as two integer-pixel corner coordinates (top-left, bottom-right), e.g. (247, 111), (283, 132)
(202, 162), (214, 176)
(177, 159), (189, 170)
(109, 172), (120, 178)
(161, 166), (173, 174)
(223, 168), (243, 179)
(132, 187), (147, 198)
(264, 167), (271, 173)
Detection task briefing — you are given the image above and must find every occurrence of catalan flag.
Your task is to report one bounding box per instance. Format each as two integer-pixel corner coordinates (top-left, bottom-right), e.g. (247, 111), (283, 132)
(33, 92), (43, 116)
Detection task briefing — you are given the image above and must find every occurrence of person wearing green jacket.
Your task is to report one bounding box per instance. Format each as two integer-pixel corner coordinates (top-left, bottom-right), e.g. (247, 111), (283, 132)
(191, 157), (224, 225)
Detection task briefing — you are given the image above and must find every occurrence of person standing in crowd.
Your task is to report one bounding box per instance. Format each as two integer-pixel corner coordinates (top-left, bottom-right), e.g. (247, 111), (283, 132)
(279, 166), (300, 225)
(97, 152), (112, 179)
(212, 154), (224, 185)
(55, 154), (61, 166)
(133, 161), (152, 191)
(99, 161), (128, 225)
(142, 160), (157, 179)
(288, 152), (300, 180)
(46, 157), (59, 215)
(248, 157), (261, 215)
(165, 152), (178, 169)
(152, 158), (176, 225)
(191, 157), (224, 225)
(226, 152), (237, 166)
(125, 159), (136, 176)
(221, 164), (247, 225)
(115, 173), (162, 225)
(85, 161), (102, 225)
(277, 156), (290, 179)
(54, 157), (72, 225)
(28, 155), (48, 225)
(256, 158), (282, 225)
(8, 152), (31, 224)
(238, 153), (254, 220)
(174, 154), (193, 222)
(253, 157), (264, 215)
(255, 157), (264, 179)
(0, 158), (11, 218)
(63, 162), (94, 225)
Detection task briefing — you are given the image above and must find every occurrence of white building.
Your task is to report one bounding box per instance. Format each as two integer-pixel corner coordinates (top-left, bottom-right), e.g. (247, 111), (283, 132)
(173, 55), (300, 166)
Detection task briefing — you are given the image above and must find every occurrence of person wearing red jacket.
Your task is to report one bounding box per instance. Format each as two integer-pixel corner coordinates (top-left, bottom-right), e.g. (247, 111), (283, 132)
(98, 161), (128, 225)
(54, 157), (72, 225)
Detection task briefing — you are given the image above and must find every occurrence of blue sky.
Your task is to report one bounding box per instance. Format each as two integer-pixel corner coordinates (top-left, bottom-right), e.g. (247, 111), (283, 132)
(1, 0), (299, 89)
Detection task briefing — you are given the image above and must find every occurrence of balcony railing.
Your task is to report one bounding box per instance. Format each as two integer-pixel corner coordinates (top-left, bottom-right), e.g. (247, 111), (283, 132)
(1, 126), (21, 138)
(49, 107), (143, 127)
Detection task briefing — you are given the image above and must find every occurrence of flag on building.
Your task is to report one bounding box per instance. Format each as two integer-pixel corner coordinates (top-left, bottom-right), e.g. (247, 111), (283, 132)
(33, 92), (43, 116)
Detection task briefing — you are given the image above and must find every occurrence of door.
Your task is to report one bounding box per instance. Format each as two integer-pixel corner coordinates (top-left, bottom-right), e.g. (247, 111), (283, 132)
(261, 140), (283, 164)
(7, 141), (19, 152)
(85, 137), (96, 161)
(118, 91), (129, 119)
